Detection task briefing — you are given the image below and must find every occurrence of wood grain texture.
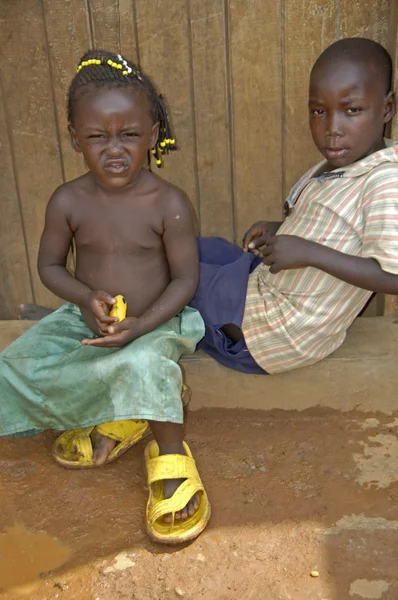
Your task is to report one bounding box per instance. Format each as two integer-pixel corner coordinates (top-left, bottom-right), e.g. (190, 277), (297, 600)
(383, 0), (398, 316)
(229, 0), (283, 242)
(340, 0), (390, 45)
(42, 0), (90, 183)
(190, 0), (233, 239)
(89, 0), (121, 50)
(135, 0), (199, 213)
(283, 0), (337, 197)
(0, 0), (65, 309)
(0, 83), (34, 318)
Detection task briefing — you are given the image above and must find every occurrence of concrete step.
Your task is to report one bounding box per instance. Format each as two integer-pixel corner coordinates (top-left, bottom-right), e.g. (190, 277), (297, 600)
(1, 317), (397, 413)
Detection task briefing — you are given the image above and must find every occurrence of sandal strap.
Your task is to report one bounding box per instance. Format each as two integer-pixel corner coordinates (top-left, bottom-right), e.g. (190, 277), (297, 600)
(96, 420), (147, 442)
(73, 427), (95, 462)
(148, 478), (205, 525)
(147, 453), (198, 485)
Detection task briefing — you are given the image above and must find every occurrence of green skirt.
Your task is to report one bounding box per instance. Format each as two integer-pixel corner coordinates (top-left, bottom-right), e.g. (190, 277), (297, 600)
(0, 303), (205, 436)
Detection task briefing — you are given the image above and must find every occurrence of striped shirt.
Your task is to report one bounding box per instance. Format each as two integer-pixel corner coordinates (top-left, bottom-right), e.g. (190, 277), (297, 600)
(243, 141), (398, 373)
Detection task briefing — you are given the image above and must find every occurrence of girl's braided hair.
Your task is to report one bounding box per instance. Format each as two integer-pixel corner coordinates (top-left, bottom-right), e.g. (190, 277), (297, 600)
(68, 49), (176, 167)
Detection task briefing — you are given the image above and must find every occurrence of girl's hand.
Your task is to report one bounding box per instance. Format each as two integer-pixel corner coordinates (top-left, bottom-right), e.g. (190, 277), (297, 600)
(86, 290), (117, 336)
(261, 235), (313, 274)
(81, 317), (139, 347)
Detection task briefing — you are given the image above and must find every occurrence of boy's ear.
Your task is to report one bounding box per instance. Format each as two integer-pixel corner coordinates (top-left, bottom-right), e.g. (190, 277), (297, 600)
(383, 91), (396, 124)
(150, 122), (160, 149)
(68, 124), (82, 153)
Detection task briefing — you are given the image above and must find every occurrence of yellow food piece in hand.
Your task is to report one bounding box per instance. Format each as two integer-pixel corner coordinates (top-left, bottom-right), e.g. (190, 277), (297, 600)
(310, 571), (320, 578)
(109, 295), (127, 322)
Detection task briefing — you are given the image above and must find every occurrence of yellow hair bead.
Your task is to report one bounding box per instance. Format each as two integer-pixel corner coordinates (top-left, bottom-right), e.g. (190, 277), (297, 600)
(151, 149), (156, 155)
(122, 70), (128, 75)
(117, 64), (122, 69)
(169, 139), (175, 144)
(159, 147), (164, 153)
(156, 159), (162, 165)
(159, 141), (166, 148)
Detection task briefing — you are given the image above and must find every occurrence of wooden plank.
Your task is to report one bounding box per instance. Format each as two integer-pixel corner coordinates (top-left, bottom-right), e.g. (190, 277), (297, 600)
(190, 0), (233, 240)
(283, 1), (338, 196)
(42, 0), (90, 183)
(89, 0), (120, 50)
(0, 84), (34, 319)
(340, 0), (390, 46)
(383, 0), (398, 316)
(229, 0), (283, 243)
(118, 0), (139, 61)
(135, 0), (199, 213)
(390, 0), (398, 140)
(0, 0), (65, 310)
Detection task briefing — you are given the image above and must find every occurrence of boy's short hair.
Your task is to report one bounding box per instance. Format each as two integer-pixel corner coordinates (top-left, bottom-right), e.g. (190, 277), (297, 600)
(312, 38), (393, 94)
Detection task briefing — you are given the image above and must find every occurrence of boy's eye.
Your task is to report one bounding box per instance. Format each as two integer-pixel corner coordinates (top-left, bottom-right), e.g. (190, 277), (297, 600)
(123, 132), (139, 138)
(310, 109), (325, 116)
(346, 107), (361, 115)
(88, 134), (106, 139)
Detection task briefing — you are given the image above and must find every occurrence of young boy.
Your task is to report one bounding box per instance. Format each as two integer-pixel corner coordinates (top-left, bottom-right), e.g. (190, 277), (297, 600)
(0, 50), (210, 545)
(191, 37), (398, 374)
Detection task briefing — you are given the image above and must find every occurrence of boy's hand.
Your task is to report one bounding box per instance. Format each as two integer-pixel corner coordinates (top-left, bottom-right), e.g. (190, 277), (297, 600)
(87, 290), (117, 336)
(242, 221), (282, 253)
(81, 317), (139, 347)
(261, 235), (313, 273)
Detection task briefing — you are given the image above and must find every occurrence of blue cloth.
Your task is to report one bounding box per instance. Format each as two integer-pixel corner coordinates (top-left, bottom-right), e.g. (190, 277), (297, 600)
(189, 237), (267, 375)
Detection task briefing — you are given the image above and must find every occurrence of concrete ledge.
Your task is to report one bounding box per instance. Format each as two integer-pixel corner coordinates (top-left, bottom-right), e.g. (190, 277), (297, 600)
(1, 317), (397, 413)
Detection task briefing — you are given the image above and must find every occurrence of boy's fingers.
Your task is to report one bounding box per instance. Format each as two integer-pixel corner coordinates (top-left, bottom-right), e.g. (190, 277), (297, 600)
(261, 245), (272, 256)
(269, 263), (281, 274)
(248, 235), (268, 250)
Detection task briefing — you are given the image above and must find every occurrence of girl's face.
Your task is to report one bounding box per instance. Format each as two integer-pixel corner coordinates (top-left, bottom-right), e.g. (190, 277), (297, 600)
(69, 87), (159, 189)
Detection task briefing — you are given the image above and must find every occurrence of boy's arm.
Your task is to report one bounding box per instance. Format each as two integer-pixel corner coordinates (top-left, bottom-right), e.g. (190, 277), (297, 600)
(261, 235), (398, 294)
(260, 168), (398, 293)
(83, 189), (199, 347)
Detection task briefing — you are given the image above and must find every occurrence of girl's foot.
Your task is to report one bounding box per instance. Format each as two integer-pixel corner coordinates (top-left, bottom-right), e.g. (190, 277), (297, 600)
(19, 304), (54, 320)
(158, 441), (200, 523)
(92, 435), (199, 521)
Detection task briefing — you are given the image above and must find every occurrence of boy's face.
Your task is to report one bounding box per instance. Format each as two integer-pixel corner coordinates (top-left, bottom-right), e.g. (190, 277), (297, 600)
(69, 88), (159, 189)
(309, 61), (395, 169)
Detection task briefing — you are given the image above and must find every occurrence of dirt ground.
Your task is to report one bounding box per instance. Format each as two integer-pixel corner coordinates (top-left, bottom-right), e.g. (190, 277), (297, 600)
(1, 407), (398, 600)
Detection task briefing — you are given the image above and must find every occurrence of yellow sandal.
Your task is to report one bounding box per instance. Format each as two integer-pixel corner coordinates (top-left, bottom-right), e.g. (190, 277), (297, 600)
(53, 420), (150, 468)
(145, 440), (211, 545)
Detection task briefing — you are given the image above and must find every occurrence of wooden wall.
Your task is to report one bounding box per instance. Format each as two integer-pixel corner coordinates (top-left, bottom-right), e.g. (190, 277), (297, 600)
(0, 0), (395, 318)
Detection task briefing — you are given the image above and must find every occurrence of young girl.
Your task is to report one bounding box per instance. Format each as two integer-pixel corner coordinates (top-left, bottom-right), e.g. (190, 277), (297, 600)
(0, 50), (210, 545)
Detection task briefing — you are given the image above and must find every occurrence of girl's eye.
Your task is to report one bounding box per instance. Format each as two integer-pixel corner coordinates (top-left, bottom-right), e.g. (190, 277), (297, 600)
(123, 132), (139, 138)
(311, 109), (325, 116)
(89, 134), (106, 139)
